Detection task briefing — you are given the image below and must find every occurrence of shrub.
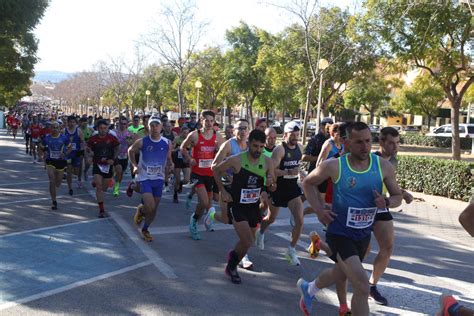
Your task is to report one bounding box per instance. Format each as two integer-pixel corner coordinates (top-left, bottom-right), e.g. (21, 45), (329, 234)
(401, 134), (472, 150)
(397, 155), (473, 201)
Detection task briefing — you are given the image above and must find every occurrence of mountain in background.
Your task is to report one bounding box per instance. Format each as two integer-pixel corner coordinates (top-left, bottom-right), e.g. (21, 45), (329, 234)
(34, 71), (73, 83)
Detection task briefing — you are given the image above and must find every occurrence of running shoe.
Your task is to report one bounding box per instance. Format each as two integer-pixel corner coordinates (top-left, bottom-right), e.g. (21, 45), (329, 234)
(134, 204), (144, 225)
(307, 231), (321, 259)
(189, 214), (201, 240)
(204, 207), (216, 231)
(255, 229), (265, 250)
(225, 251), (241, 284)
(437, 294), (460, 316)
(51, 201), (58, 210)
(113, 182), (120, 197)
(69, 189), (73, 196)
(98, 211), (105, 218)
(185, 195), (192, 209)
(141, 229), (153, 242)
(339, 305), (352, 316)
(163, 185), (169, 193)
(285, 246), (301, 266)
(173, 191), (179, 203)
(126, 182), (135, 197)
(238, 254), (253, 270)
(369, 285), (388, 305)
(183, 182), (194, 189)
(297, 278), (314, 316)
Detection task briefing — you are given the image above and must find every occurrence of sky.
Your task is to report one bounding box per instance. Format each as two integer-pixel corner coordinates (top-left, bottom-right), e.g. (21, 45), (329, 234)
(34, 0), (354, 73)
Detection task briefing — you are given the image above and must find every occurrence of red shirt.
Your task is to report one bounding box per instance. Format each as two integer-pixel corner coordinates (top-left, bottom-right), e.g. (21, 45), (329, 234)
(40, 127), (51, 138)
(172, 127), (181, 135)
(30, 124), (42, 138)
(191, 130), (217, 177)
(10, 118), (20, 128)
(87, 134), (120, 164)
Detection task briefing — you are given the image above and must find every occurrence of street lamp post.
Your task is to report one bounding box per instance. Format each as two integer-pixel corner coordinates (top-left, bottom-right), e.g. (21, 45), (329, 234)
(145, 90), (151, 113)
(195, 80), (202, 116)
(316, 58), (329, 133)
(87, 97), (90, 117)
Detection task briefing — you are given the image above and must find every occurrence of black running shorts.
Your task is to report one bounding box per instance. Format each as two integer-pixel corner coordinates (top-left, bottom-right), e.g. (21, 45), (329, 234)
(272, 180), (302, 208)
(326, 234), (371, 262)
(228, 203), (262, 228)
(92, 163), (114, 178)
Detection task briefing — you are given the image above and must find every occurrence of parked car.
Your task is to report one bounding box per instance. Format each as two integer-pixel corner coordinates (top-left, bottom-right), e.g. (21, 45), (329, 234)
(402, 125), (422, 134)
(426, 124), (474, 138)
(388, 125), (403, 132)
(291, 119), (317, 136)
(369, 124), (381, 133)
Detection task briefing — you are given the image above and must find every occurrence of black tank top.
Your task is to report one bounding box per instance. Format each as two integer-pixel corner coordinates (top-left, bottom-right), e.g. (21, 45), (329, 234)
(230, 153), (266, 208)
(277, 142), (301, 186)
(162, 131), (175, 141)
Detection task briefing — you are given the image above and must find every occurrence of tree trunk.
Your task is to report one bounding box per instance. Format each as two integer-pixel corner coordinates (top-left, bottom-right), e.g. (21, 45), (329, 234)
(177, 77), (185, 116)
(450, 100), (461, 160)
(369, 111), (374, 125)
(247, 96), (255, 130)
(427, 115), (431, 131)
(302, 78), (318, 144)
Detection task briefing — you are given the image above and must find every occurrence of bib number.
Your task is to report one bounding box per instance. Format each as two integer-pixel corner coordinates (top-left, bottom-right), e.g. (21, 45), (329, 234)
(50, 150), (61, 159)
(146, 165), (163, 176)
(198, 159), (213, 168)
(71, 143), (77, 150)
(240, 188), (261, 204)
(346, 207), (377, 229)
(177, 150), (183, 159)
(98, 164), (110, 174)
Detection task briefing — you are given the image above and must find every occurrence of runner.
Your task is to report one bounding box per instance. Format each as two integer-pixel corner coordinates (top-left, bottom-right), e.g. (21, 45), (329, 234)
(212, 129), (276, 284)
(40, 121), (72, 210)
(10, 114), (21, 140)
(64, 116), (84, 194)
(22, 114), (31, 154)
(171, 126), (191, 203)
(29, 116), (42, 163)
(162, 121), (177, 192)
(86, 119), (120, 218)
(255, 118), (267, 132)
(79, 117), (94, 181)
(128, 117), (173, 242)
(183, 112), (199, 131)
(368, 126), (414, 305)
(255, 121), (305, 266)
(298, 122), (402, 316)
(180, 110), (224, 240)
(112, 116), (133, 197)
(224, 124), (234, 140)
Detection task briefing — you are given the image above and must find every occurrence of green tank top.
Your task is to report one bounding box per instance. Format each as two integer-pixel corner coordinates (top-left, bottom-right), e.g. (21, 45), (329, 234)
(81, 127), (93, 141)
(128, 125), (143, 134)
(229, 152), (266, 206)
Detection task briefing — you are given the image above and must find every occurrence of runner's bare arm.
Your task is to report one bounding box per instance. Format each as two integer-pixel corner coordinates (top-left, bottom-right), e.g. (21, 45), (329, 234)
(265, 156), (277, 192)
(215, 132), (224, 149)
(212, 155), (239, 202)
(302, 159), (339, 225)
(166, 141), (174, 169)
(128, 138), (143, 169)
(315, 139), (331, 167)
(180, 131), (197, 162)
(271, 145), (286, 177)
(380, 159), (403, 209)
(212, 139), (231, 169)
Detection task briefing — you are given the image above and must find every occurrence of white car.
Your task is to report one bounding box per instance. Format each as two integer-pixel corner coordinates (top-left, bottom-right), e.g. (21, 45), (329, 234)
(427, 124), (474, 138)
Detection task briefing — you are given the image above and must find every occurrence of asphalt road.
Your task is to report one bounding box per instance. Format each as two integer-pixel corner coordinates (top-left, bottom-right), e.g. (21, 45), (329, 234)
(0, 130), (472, 315)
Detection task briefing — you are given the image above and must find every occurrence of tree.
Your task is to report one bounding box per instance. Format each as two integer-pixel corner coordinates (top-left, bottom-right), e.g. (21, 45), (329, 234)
(344, 70), (392, 124)
(143, 0), (207, 115)
(0, 0), (49, 107)
(392, 74), (445, 130)
(365, 0), (473, 159)
(140, 64), (178, 113)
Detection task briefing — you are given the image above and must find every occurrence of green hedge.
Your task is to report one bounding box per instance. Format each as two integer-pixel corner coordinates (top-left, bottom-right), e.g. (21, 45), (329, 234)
(397, 155), (473, 201)
(401, 134), (472, 150)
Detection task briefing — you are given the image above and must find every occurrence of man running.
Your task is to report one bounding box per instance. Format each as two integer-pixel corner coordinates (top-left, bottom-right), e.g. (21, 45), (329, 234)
(162, 121), (177, 192)
(224, 124), (234, 140)
(79, 117), (94, 181)
(10, 114), (21, 140)
(86, 119), (120, 218)
(30, 116), (42, 163)
(256, 121), (305, 265)
(64, 116), (84, 193)
(171, 126), (191, 203)
(368, 126), (413, 305)
(298, 122), (402, 316)
(128, 117), (173, 241)
(112, 116), (133, 197)
(212, 129), (276, 284)
(41, 121), (72, 210)
(180, 110), (224, 240)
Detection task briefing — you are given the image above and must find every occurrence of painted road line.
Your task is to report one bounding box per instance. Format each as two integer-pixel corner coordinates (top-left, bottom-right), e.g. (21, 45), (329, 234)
(0, 180), (50, 187)
(110, 212), (178, 279)
(0, 261), (151, 311)
(0, 218), (105, 238)
(1, 193), (91, 205)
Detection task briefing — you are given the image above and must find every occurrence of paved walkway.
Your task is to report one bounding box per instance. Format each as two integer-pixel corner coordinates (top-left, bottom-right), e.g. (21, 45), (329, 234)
(0, 129), (472, 315)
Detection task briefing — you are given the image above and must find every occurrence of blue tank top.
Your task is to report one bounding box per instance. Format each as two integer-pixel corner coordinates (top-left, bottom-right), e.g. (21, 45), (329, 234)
(64, 127), (81, 152)
(43, 134), (70, 161)
(328, 153), (383, 240)
(137, 136), (169, 181)
(230, 137), (246, 156)
(328, 139), (343, 159)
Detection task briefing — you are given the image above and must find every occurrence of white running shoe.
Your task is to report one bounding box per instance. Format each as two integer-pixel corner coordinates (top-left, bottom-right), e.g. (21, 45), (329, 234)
(285, 246), (301, 266)
(238, 254), (253, 270)
(255, 229), (265, 250)
(163, 185), (170, 193)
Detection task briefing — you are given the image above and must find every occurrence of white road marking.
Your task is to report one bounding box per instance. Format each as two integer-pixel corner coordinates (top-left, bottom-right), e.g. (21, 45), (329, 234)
(0, 180), (50, 187)
(0, 261), (152, 311)
(1, 193), (91, 205)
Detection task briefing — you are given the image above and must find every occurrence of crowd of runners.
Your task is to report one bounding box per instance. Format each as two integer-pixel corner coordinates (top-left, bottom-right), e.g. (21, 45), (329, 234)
(3, 109), (473, 316)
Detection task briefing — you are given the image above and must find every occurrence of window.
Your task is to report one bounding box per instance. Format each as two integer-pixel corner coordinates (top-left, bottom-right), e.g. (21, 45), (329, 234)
(434, 127), (445, 134)
(459, 126), (466, 133)
(468, 126), (474, 134)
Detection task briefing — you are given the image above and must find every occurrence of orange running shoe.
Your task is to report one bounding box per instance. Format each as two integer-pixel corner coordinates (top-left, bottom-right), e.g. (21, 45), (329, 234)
(437, 294), (460, 316)
(308, 231), (321, 258)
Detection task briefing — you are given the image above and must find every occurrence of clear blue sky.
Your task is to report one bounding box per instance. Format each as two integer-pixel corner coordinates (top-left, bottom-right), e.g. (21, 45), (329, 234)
(34, 0), (354, 73)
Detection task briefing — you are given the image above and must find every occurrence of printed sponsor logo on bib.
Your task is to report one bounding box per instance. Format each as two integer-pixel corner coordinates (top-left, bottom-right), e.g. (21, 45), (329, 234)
(346, 207), (377, 229)
(177, 151), (183, 159)
(50, 150), (61, 159)
(240, 188), (261, 204)
(146, 165), (163, 176)
(198, 159), (213, 168)
(98, 164), (111, 173)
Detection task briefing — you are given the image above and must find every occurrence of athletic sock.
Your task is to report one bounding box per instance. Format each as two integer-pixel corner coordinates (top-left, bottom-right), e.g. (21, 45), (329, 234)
(228, 250), (239, 270)
(308, 281), (318, 297)
(142, 224), (149, 231)
(193, 213), (199, 220)
(339, 303), (349, 313)
(98, 202), (104, 212)
(448, 302), (462, 316)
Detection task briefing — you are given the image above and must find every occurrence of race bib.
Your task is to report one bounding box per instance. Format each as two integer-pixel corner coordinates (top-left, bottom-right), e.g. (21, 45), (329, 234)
(177, 151), (183, 159)
(71, 143), (77, 150)
(283, 174), (299, 179)
(198, 159), (213, 169)
(240, 188), (261, 204)
(50, 150), (61, 159)
(98, 164), (110, 174)
(346, 207), (377, 229)
(146, 165), (163, 176)
(118, 153), (128, 159)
